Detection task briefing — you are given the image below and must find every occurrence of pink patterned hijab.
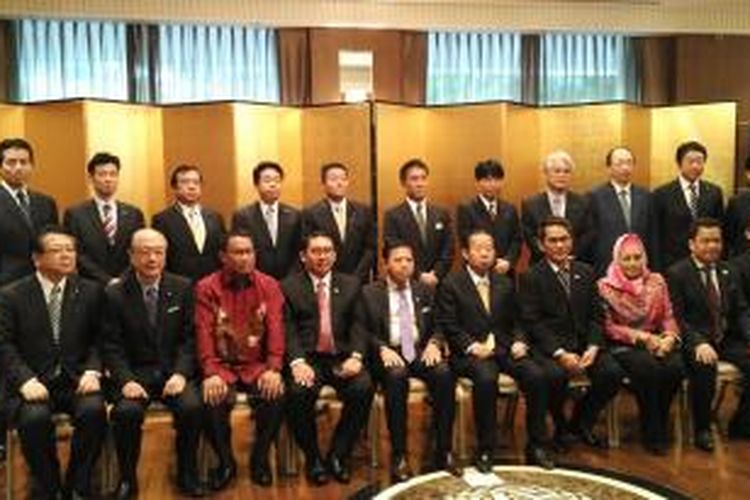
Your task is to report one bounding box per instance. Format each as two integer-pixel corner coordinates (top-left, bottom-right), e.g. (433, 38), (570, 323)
(600, 233), (650, 296)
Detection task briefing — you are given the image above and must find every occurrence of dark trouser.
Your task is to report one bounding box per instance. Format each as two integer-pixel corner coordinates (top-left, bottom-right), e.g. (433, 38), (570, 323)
(285, 354), (375, 462)
(203, 381), (285, 467)
(110, 380), (203, 483)
(375, 359), (456, 458)
(614, 348), (684, 444)
(1, 371), (7, 457)
(685, 340), (750, 433)
(14, 376), (107, 497)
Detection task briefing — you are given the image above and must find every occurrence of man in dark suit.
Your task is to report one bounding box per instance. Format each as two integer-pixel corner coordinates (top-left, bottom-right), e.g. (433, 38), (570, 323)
(723, 156), (750, 257)
(589, 147), (656, 275)
(0, 137), (58, 464)
(282, 231), (374, 485)
(302, 162), (375, 282)
(195, 230), (286, 489)
(520, 217), (623, 451)
(667, 217), (750, 451)
(0, 227), (106, 499)
(152, 164), (226, 282)
(383, 159), (454, 288)
(439, 229), (557, 471)
(101, 228), (205, 498)
(63, 152), (146, 285)
(653, 141), (724, 270)
(231, 161), (301, 280)
(521, 150), (595, 264)
(356, 240), (460, 483)
(456, 159), (521, 275)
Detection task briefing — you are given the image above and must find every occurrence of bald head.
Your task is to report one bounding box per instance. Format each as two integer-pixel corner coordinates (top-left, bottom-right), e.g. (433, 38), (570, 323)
(129, 228), (167, 283)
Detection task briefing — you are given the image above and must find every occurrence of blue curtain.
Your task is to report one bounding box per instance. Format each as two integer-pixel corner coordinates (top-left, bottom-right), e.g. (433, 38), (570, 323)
(427, 31), (522, 104)
(156, 24), (279, 104)
(13, 19), (128, 102)
(539, 33), (636, 105)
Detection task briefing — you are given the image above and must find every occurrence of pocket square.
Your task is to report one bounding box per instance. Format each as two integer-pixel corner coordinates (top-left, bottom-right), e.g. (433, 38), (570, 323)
(435, 222), (444, 230)
(167, 306), (180, 313)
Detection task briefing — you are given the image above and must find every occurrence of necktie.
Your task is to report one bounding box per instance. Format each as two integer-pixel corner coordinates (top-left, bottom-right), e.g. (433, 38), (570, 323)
(557, 268), (571, 296)
(189, 208), (206, 252)
(144, 286), (159, 327)
(476, 278), (491, 312)
(551, 195), (564, 217)
(618, 189), (631, 229)
(316, 280), (334, 353)
(48, 283), (62, 346)
(702, 266), (723, 344)
(16, 189), (31, 224)
(398, 289), (416, 362)
(102, 203), (116, 245)
(414, 202), (427, 243)
(333, 204), (346, 242)
(688, 183), (699, 219)
(488, 201), (497, 219)
(265, 205), (277, 246)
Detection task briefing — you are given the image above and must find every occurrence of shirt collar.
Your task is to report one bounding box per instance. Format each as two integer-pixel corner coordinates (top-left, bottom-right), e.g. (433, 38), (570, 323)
(546, 259), (570, 274)
(177, 201), (201, 216)
(406, 197), (426, 212)
(94, 196), (116, 212)
(136, 275), (161, 295)
(466, 265), (490, 286)
(36, 272), (67, 299)
(610, 181), (631, 193)
(308, 271), (332, 289)
(691, 256), (716, 272)
(260, 200), (278, 212)
(2, 180), (26, 199)
(328, 198), (347, 212)
(479, 195), (497, 210)
(679, 175), (699, 192)
(386, 276), (411, 292)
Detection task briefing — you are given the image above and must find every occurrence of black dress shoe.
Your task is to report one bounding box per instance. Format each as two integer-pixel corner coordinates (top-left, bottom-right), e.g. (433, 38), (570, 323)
(209, 460), (237, 491)
(526, 446), (555, 470)
(0, 443), (6, 463)
(250, 459), (273, 487)
(327, 454), (351, 484)
(475, 452), (493, 474)
(114, 479), (138, 499)
(644, 441), (668, 456)
(695, 430), (715, 452)
(177, 475), (208, 497)
(553, 431), (576, 453)
(305, 456), (330, 486)
(435, 452), (463, 477)
(390, 455), (413, 483)
(577, 428), (609, 449)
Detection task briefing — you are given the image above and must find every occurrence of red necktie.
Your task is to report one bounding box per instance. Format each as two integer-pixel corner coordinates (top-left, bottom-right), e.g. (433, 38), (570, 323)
(316, 280), (334, 353)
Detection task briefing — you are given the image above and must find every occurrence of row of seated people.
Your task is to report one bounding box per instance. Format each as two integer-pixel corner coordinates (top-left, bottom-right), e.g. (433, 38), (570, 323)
(3, 214), (750, 500)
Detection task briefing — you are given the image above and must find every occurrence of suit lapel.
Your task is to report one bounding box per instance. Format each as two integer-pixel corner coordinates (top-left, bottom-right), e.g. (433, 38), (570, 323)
(27, 278), (55, 343)
(605, 184), (629, 229)
(59, 277), (80, 344)
(85, 200), (108, 245)
(670, 180), (692, 217)
(0, 188), (33, 232)
(251, 203), (274, 247)
(460, 268), (490, 318)
(320, 202), (343, 245)
(543, 260), (570, 305)
(400, 202), (424, 250)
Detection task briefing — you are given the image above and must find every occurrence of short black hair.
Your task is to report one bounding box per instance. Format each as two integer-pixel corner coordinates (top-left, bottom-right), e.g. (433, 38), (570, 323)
(32, 225), (75, 254)
(398, 158), (429, 183)
(605, 146), (635, 166)
(170, 164), (203, 188)
(0, 137), (34, 163)
(320, 162), (349, 183)
(382, 239), (414, 260)
(676, 141), (708, 165)
(219, 229), (255, 252)
(252, 161), (284, 185)
(538, 216), (573, 241)
(87, 152), (120, 175)
(689, 217), (722, 240)
(474, 159), (504, 180)
(301, 230), (334, 252)
(462, 228), (495, 250)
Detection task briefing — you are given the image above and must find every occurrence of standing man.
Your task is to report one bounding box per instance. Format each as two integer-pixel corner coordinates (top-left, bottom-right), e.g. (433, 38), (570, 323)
(653, 141), (724, 270)
(302, 162), (375, 283)
(0, 227), (106, 499)
(589, 147), (655, 274)
(231, 161), (301, 280)
(152, 164), (226, 282)
(101, 229), (205, 498)
(667, 218), (750, 451)
(356, 240), (460, 483)
(456, 159), (522, 275)
(195, 230), (286, 489)
(521, 150), (595, 264)
(520, 217), (623, 451)
(439, 229), (557, 472)
(63, 152), (145, 285)
(723, 156), (750, 257)
(282, 232), (374, 485)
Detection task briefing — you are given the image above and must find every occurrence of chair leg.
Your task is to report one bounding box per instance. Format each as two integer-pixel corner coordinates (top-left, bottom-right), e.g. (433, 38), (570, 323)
(456, 385), (468, 461)
(368, 395), (381, 469)
(607, 393), (620, 448)
(6, 429), (13, 500)
(681, 380), (692, 446)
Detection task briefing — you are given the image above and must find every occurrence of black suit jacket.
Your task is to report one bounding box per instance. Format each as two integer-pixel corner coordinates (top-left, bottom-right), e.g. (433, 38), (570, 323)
(437, 267), (524, 357)
(281, 271), (364, 362)
(456, 196), (522, 268)
(666, 258), (750, 353)
(231, 202), (301, 280)
(519, 260), (604, 357)
(0, 187), (58, 285)
(652, 178), (724, 270)
(355, 279), (441, 353)
(521, 191), (595, 264)
(589, 183), (655, 274)
(383, 201), (454, 279)
(724, 190), (750, 257)
(101, 270), (196, 389)
(63, 199), (145, 284)
(151, 204), (226, 282)
(0, 275), (102, 392)
(302, 199), (375, 282)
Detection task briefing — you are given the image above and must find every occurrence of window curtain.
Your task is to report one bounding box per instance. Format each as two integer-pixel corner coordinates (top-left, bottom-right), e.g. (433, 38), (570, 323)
(539, 33), (638, 105)
(12, 19), (128, 102)
(156, 24), (279, 104)
(427, 31), (522, 104)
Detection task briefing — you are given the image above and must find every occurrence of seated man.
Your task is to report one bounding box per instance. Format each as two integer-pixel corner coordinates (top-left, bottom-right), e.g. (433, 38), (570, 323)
(669, 217), (750, 451)
(195, 230), (285, 489)
(356, 240), (460, 483)
(101, 229), (205, 498)
(520, 217), (624, 451)
(282, 231), (374, 485)
(438, 229), (556, 471)
(0, 226), (106, 499)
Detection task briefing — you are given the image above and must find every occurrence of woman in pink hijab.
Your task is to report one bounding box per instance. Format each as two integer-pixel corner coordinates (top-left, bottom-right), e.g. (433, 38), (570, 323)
(598, 233), (684, 455)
